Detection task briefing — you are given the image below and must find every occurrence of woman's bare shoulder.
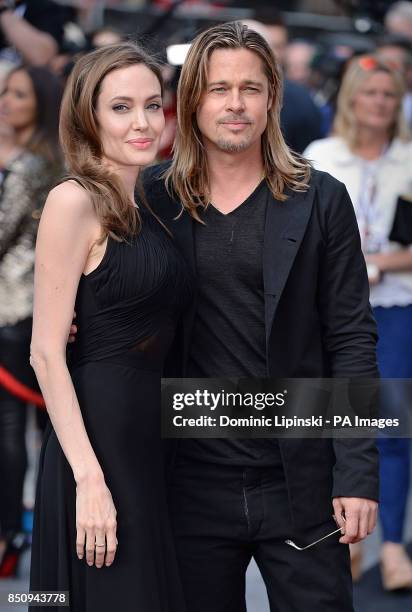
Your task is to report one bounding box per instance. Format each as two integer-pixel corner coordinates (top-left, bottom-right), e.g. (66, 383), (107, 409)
(44, 180), (96, 223)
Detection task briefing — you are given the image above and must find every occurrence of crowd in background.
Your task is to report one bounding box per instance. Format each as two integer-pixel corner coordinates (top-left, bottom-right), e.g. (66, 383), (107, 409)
(0, 0), (412, 597)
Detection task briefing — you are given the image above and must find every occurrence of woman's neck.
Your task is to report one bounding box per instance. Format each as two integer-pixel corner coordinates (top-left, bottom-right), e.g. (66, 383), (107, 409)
(0, 124), (21, 168)
(103, 159), (140, 204)
(15, 125), (35, 149)
(352, 128), (390, 161)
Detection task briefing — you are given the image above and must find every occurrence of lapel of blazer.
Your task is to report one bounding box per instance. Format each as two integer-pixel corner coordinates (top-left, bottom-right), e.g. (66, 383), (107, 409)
(263, 181), (316, 347)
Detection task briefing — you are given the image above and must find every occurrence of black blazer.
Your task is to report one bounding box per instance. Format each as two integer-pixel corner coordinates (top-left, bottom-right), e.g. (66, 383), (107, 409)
(142, 163), (380, 529)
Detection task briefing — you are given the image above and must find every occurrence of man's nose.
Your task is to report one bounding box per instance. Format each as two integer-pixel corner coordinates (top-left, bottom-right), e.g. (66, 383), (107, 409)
(226, 90), (245, 113)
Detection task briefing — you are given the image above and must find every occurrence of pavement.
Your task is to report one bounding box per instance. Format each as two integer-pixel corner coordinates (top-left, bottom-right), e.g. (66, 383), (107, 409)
(1, 407), (412, 612)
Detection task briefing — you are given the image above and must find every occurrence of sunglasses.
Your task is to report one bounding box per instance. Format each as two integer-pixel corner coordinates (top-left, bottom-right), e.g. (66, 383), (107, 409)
(285, 516), (346, 551)
(357, 55), (401, 72)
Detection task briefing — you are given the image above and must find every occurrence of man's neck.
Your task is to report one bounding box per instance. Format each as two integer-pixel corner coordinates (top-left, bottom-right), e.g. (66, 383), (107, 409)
(206, 142), (264, 214)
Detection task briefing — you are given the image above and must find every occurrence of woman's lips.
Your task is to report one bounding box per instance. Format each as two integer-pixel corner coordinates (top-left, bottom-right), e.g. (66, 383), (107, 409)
(127, 139), (153, 150)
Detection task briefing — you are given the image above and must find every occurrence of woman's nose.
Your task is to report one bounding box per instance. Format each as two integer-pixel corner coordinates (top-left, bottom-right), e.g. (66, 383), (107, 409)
(131, 110), (149, 131)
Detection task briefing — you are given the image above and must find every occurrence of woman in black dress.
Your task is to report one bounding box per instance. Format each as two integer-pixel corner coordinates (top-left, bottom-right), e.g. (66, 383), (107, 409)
(29, 43), (191, 611)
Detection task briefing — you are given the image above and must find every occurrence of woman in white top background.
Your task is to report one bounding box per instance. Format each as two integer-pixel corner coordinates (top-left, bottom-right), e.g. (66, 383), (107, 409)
(305, 55), (412, 591)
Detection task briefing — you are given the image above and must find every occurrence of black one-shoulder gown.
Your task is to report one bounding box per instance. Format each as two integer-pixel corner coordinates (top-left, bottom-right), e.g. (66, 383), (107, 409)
(30, 210), (192, 611)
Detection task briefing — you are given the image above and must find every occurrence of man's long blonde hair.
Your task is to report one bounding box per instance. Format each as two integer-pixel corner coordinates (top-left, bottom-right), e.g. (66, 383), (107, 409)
(164, 21), (311, 220)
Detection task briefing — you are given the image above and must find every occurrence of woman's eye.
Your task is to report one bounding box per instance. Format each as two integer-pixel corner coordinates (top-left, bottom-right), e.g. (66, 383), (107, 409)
(113, 104), (128, 111)
(147, 102), (162, 110)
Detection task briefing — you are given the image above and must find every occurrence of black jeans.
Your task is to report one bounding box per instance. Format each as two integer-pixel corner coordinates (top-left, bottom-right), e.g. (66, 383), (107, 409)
(168, 455), (353, 612)
(0, 319), (46, 538)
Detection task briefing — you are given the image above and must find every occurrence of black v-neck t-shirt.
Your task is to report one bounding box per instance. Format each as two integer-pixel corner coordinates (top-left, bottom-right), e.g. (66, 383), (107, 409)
(182, 180), (282, 466)
(188, 179), (267, 378)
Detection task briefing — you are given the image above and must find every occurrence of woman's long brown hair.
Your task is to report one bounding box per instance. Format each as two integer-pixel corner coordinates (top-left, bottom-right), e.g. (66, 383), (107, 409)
(59, 42), (163, 241)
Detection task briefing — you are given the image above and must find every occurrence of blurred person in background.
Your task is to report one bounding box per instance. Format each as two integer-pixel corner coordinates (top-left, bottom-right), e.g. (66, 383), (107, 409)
(0, 0), (73, 66)
(385, 0), (412, 41)
(304, 55), (412, 590)
(0, 64), (63, 576)
(48, 20), (88, 83)
(376, 33), (412, 128)
(258, 10), (289, 67)
(305, 46), (347, 137)
(89, 27), (124, 50)
(284, 38), (340, 136)
(309, 33), (376, 136)
(284, 39), (317, 87)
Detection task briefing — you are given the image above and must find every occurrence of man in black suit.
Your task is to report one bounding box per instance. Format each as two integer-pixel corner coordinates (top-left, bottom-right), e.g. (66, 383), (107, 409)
(143, 21), (379, 612)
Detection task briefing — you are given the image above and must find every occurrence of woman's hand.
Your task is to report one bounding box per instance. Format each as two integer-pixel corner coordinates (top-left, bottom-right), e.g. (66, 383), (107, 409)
(75, 474), (118, 569)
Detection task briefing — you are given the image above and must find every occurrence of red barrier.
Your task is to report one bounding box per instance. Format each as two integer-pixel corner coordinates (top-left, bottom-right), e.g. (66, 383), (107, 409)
(0, 365), (45, 409)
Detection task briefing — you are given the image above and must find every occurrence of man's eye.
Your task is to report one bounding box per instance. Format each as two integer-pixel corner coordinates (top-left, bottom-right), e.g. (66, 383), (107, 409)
(211, 87), (225, 93)
(113, 104), (128, 111)
(245, 87), (259, 92)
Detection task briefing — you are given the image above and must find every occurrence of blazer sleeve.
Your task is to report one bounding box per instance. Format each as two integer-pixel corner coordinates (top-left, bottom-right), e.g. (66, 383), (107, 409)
(316, 174), (380, 501)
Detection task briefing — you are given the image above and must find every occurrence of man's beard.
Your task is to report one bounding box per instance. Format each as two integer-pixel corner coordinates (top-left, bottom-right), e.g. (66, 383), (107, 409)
(215, 137), (252, 153)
